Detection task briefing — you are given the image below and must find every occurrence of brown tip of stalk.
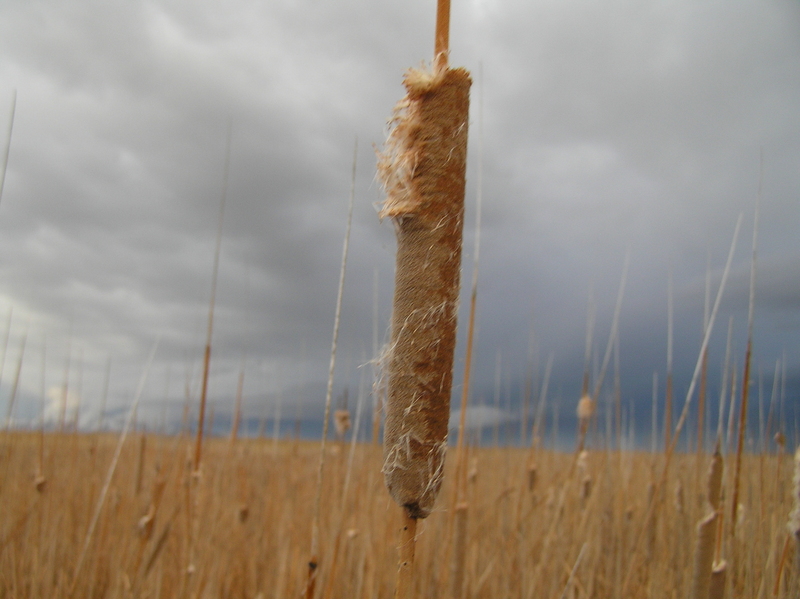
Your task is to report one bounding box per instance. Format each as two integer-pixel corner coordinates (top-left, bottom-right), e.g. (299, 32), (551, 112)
(434, 0), (451, 72)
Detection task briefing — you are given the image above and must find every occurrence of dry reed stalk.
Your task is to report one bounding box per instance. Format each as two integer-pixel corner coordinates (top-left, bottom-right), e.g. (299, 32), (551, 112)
(0, 90), (15, 208)
(194, 123), (232, 473)
(322, 368), (368, 599)
(665, 267), (674, 450)
(731, 171), (761, 541)
(574, 253), (628, 456)
(559, 542), (588, 599)
(134, 432), (146, 495)
(2, 326), (26, 432)
(449, 502), (468, 599)
(697, 260), (711, 458)
(716, 317), (734, 451)
(230, 365), (245, 443)
(306, 138), (357, 599)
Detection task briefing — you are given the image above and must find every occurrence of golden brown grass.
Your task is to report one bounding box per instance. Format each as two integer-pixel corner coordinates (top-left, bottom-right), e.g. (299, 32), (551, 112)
(0, 432), (795, 598)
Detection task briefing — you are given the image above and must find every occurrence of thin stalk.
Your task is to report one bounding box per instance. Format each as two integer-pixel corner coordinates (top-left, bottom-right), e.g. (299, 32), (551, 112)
(0, 308), (13, 416)
(614, 330), (621, 451)
(371, 267), (381, 445)
(97, 355), (111, 432)
(651, 371), (658, 454)
(58, 331), (71, 433)
(716, 317), (733, 450)
(581, 284), (595, 397)
(591, 251), (630, 409)
(731, 155), (762, 540)
(576, 252), (629, 455)
(3, 326), (26, 431)
(230, 365), (245, 443)
(698, 253), (711, 455)
(306, 138), (357, 598)
(194, 122), (232, 472)
(665, 267), (674, 450)
(0, 90), (16, 208)
(36, 333), (46, 483)
(434, 0), (451, 70)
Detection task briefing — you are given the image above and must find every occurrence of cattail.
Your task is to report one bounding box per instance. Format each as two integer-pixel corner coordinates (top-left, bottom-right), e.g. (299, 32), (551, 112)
(379, 64), (471, 520)
(334, 409), (351, 439)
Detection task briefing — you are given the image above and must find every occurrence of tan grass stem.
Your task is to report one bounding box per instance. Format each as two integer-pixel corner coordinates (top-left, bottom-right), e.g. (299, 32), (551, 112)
(194, 122), (232, 472)
(731, 158), (761, 540)
(306, 138), (357, 598)
(0, 90), (15, 208)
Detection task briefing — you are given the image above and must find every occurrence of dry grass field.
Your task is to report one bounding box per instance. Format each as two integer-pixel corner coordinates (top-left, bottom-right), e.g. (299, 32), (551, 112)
(0, 430), (796, 598)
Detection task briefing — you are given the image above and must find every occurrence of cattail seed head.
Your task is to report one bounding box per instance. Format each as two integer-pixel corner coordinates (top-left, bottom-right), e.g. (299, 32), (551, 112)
(334, 409), (351, 438)
(577, 395), (595, 421)
(379, 65), (471, 520)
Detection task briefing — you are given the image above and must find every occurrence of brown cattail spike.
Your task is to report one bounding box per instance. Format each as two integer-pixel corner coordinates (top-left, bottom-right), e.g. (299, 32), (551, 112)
(379, 65), (471, 520)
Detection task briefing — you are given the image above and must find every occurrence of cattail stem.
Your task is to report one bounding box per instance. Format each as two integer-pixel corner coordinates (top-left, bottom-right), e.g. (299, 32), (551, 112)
(0, 89), (15, 208)
(434, 0), (450, 70)
(194, 122), (232, 472)
(665, 268), (674, 450)
(395, 508), (418, 599)
(306, 138), (357, 598)
(731, 159), (761, 539)
(449, 502), (468, 599)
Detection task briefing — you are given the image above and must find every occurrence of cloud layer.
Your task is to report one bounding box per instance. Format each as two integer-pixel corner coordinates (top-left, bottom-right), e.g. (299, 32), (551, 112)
(0, 0), (797, 443)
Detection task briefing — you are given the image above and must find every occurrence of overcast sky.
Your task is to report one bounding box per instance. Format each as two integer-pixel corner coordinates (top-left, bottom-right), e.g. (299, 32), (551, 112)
(0, 0), (798, 444)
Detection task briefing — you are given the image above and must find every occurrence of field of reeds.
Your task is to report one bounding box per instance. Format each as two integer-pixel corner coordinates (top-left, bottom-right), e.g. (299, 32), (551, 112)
(0, 430), (797, 598)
